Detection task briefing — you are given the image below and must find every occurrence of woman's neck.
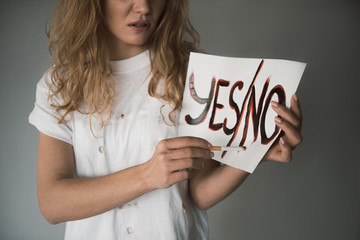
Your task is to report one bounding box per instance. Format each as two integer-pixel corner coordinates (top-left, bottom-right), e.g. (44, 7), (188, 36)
(109, 38), (148, 60)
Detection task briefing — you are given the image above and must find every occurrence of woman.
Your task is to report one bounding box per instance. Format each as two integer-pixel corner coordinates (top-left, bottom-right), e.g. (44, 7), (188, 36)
(29, 0), (303, 239)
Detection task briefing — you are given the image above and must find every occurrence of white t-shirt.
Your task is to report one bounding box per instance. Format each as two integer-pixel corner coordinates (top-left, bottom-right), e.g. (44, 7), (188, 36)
(29, 51), (208, 240)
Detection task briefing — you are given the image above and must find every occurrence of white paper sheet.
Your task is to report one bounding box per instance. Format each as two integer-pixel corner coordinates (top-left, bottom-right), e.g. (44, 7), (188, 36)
(178, 52), (306, 173)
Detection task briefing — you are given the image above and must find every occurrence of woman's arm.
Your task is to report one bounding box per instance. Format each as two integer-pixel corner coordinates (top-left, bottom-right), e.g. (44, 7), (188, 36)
(37, 134), (208, 224)
(189, 94), (303, 210)
(189, 160), (250, 210)
(37, 133), (152, 224)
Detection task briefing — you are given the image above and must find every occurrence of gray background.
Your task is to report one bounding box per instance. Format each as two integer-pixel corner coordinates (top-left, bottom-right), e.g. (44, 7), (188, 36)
(1, 0), (359, 239)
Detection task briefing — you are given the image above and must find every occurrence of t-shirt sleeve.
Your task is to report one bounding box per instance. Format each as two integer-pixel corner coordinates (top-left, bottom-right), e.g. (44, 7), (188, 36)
(28, 72), (73, 145)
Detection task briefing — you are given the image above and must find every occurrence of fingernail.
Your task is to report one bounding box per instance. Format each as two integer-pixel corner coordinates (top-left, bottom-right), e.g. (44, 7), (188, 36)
(275, 116), (282, 124)
(208, 142), (213, 148)
(210, 151), (214, 158)
(293, 93), (298, 101)
(280, 137), (286, 145)
(271, 101), (278, 108)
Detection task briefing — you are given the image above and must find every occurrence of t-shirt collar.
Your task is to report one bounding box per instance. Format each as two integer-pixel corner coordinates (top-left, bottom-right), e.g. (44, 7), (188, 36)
(110, 50), (150, 74)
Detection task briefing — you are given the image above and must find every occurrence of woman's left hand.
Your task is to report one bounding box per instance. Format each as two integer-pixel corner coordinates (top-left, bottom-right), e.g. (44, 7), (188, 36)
(262, 93), (303, 163)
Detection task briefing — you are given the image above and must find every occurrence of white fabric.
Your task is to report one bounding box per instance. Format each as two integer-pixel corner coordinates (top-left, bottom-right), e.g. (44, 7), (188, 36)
(29, 51), (208, 240)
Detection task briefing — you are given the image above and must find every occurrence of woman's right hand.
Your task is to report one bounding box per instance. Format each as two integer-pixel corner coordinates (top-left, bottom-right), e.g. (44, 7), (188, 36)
(142, 137), (213, 190)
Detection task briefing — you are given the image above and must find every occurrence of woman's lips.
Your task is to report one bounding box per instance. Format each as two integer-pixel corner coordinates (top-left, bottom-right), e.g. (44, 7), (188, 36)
(128, 21), (151, 32)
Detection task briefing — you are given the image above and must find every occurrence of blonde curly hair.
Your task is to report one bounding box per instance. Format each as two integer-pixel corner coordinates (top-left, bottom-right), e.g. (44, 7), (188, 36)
(47, 0), (199, 126)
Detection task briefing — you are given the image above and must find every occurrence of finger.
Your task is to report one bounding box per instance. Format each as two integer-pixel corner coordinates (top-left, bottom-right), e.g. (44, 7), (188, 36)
(170, 158), (205, 171)
(278, 137), (293, 163)
(290, 93), (302, 122)
(263, 142), (281, 162)
(168, 147), (212, 161)
(157, 137), (212, 152)
(275, 117), (303, 147)
(171, 169), (192, 184)
(271, 101), (301, 129)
